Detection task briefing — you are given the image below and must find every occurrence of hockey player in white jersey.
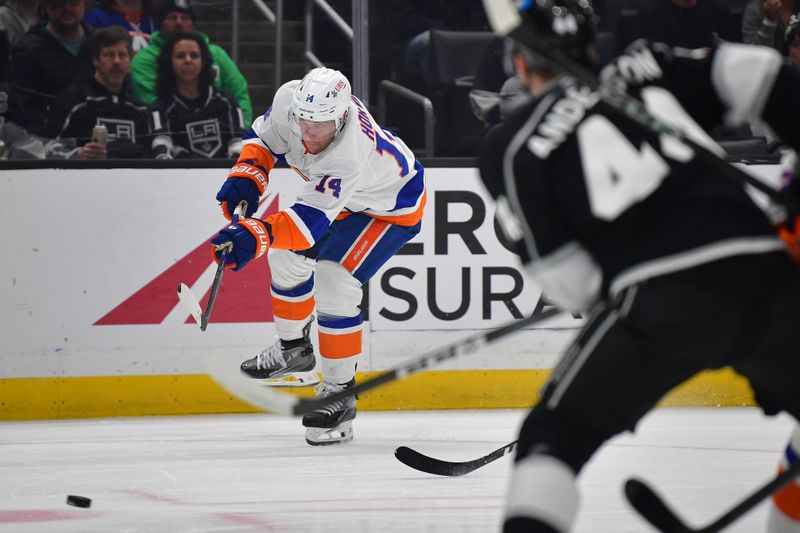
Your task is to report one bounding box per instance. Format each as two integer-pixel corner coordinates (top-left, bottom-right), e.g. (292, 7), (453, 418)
(210, 67), (426, 445)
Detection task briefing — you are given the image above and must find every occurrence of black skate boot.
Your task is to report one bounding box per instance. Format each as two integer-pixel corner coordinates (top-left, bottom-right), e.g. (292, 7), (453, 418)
(240, 319), (319, 387)
(302, 378), (357, 446)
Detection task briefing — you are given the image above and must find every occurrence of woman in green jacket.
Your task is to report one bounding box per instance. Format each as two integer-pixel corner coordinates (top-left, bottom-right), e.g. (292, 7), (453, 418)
(129, 1), (252, 125)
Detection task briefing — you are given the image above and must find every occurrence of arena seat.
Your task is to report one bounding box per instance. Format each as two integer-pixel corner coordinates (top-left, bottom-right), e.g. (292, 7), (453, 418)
(428, 29), (496, 156)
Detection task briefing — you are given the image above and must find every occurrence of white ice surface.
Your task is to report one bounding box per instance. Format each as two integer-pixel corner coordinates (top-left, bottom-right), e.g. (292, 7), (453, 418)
(0, 408), (794, 532)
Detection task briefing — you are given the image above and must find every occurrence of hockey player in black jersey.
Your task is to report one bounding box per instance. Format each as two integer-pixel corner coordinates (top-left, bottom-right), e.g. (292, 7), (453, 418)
(41, 26), (171, 159)
(479, 1), (800, 532)
(153, 31), (245, 159)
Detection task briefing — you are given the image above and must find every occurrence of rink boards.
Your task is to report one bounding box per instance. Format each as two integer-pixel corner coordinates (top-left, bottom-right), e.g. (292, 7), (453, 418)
(0, 163), (778, 420)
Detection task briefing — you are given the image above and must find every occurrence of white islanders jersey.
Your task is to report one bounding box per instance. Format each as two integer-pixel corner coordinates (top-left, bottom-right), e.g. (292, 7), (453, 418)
(238, 80), (426, 250)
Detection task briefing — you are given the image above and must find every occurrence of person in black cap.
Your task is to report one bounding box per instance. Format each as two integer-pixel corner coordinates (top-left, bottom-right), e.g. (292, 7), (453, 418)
(128, 0), (252, 124)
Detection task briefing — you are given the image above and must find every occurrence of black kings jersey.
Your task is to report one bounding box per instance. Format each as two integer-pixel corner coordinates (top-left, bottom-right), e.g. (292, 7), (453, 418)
(479, 41), (798, 309)
(156, 87), (244, 159)
(43, 78), (162, 150)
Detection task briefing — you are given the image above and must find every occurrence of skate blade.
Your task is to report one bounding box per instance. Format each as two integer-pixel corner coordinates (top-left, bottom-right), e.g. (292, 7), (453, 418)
(305, 422), (353, 446)
(258, 371), (320, 388)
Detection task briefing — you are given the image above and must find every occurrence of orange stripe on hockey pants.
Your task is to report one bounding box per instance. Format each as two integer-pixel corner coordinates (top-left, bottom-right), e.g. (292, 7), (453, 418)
(271, 294), (316, 321)
(319, 329), (362, 359)
(341, 219), (390, 273)
(773, 467), (800, 521)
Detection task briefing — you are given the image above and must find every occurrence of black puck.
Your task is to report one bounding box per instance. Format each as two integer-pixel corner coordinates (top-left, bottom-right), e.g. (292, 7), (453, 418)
(66, 495), (91, 508)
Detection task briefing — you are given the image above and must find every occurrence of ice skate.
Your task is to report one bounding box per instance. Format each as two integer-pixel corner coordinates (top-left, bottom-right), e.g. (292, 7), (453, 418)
(240, 319), (319, 387)
(302, 378), (356, 446)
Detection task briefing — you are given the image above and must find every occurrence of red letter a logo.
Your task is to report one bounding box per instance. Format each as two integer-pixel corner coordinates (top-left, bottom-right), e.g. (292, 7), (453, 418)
(95, 198), (280, 325)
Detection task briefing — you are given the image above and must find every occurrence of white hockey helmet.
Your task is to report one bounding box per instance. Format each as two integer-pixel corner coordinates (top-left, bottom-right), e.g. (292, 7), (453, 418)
(291, 67), (352, 134)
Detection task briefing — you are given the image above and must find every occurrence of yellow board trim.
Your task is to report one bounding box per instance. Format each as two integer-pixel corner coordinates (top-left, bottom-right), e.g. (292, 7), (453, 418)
(0, 368), (754, 420)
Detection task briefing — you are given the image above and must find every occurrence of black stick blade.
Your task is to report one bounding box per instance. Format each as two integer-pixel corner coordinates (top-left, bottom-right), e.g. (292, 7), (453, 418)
(394, 442), (517, 477)
(625, 478), (693, 533)
(395, 446), (473, 476)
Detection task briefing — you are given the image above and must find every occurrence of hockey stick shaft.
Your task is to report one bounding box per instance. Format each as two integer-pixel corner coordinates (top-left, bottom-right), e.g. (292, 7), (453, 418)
(625, 459), (800, 533)
(480, 0), (796, 211)
(200, 258), (226, 331)
(177, 201), (247, 331)
(203, 201), (247, 329)
(395, 440), (518, 476)
(206, 307), (564, 416)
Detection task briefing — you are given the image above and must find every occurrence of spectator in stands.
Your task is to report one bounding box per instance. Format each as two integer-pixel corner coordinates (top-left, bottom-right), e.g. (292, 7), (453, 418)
(129, 0), (252, 124)
(0, 0), (42, 50)
(0, 1), (38, 87)
(9, 0), (93, 133)
(154, 31), (243, 159)
(788, 13), (800, 67)
(642, 0), (738, 49)
(41, 26), (171, 159)
(0, 0), (36, 122)
(742, 0), (799, 51)
(84, 0), (159, 53)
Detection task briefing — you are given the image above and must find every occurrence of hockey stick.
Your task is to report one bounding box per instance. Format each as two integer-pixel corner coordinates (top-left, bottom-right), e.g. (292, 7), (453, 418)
(480, 0), (798, 211)
(625, 459), (800, 533)
(177, 201), (247, 331)
(177, 251), (229, 331)
(206, 307), (564, 416)
(395, 440), (518, 476)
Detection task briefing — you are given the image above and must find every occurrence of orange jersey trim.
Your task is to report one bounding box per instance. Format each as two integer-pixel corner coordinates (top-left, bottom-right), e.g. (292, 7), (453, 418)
(318, 330), (362, 359)
(774, 466), (800, 521)
(263, 211), (313, 250)
(289, 165), (312, 182)
(238, 143), (277, 173)
(777, 223), (800, 264)
(271, 295), (316, 322)
(368, 189), (427, 227)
